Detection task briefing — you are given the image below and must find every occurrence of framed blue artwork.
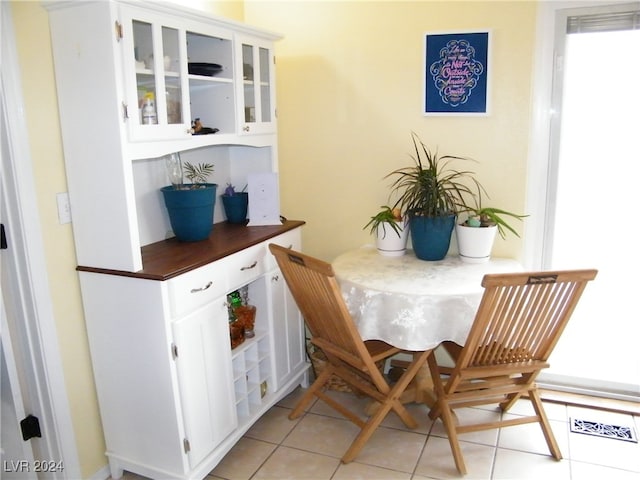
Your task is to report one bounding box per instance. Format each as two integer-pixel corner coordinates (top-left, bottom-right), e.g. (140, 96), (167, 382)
(424, 31), (491, 116)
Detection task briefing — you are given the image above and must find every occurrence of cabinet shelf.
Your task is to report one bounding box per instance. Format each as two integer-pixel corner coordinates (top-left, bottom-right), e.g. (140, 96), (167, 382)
(136, 69), (181, 78)
(189, 74), (233, 84)
(231, 330), (268, 359)
(232, 330), (273, 422)
(136, 69), (180, 80)
(243, 80), (270, 87)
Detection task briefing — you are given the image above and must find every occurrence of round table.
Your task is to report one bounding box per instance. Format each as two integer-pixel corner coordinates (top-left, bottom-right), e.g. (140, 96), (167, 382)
(332, 246), (522, 351)
(332, 246), (521, 407)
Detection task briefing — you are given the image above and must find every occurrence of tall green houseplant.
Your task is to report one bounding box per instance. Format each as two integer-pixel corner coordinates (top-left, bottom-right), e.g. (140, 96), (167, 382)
(386, 132), (479, 260)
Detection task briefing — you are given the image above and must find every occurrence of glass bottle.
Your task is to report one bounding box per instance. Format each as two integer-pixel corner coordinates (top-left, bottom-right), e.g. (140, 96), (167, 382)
(141, 92), (157, 124)
(164, 152), (183, 189)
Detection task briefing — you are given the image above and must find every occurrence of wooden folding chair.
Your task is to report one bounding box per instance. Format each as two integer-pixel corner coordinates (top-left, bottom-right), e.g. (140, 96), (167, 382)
(269, 244), (432, 463)
(427, 269), (597, 475)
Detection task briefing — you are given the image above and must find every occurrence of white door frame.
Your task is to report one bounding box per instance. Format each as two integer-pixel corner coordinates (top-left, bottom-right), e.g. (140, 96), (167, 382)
(1, 3), (80, 478)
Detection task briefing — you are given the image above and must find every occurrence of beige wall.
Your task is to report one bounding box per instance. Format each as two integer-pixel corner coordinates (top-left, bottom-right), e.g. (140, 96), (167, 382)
(11, 0), (537, 476)
(246, 1), (537, 262)
(10, 2), (107, 476)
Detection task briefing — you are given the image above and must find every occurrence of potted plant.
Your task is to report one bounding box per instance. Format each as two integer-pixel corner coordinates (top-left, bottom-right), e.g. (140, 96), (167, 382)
(160, 152), (217, 242)
(386, 132), (479, 261)
(221, 183), (249, 224)
(455, 191), (527, 263)
(363, 205), (409, 257)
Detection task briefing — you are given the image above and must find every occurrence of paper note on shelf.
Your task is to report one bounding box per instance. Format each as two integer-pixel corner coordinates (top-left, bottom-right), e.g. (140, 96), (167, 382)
(247, 172), (282, 226)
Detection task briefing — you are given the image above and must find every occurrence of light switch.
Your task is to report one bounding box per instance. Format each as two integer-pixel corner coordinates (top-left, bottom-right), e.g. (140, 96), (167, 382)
(56, 192), (72, 224)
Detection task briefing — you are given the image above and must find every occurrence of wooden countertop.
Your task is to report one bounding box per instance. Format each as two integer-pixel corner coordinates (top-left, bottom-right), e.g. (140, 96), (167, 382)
(77, 220), (305, 281)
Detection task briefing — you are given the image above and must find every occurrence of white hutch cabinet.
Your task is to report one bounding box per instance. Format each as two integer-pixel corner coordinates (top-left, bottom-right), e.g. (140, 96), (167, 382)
(45, 1), (308, 479)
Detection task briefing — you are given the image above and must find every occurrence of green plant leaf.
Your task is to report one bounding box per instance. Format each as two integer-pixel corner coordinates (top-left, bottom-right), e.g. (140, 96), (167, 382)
(386, 132), (479, 217)
(183, 162), (214, 186)
(363, 206), (404, 237)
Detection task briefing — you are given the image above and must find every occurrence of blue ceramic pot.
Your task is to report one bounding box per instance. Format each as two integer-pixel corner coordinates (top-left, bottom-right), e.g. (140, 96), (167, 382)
(161, 184), (217, 242)
(221, 192), (249, 224)
(409, 214), (455, 261)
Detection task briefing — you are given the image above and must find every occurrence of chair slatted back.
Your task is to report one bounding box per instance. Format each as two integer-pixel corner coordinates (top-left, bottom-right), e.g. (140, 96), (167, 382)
(455, 269), (598, 376)
(268, 244), (377, 374)
(272, 244), (434, 464)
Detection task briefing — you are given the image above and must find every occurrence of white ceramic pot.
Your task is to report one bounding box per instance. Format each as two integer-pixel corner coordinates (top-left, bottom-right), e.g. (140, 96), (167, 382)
(375, 220), (409, 257)
(455, 223), (497, 263)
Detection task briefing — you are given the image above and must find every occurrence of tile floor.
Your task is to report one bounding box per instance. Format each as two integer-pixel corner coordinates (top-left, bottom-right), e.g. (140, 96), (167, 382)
(124, 386), (640, 480)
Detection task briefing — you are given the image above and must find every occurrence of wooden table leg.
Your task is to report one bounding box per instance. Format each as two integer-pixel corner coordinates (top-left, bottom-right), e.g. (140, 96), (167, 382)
(397, 353), (436, 408)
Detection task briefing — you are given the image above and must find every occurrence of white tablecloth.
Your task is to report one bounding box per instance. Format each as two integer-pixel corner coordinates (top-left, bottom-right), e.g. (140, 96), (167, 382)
(332, 246), (521, 351)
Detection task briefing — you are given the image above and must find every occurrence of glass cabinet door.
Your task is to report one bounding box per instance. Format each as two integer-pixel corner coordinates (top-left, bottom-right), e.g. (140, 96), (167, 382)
(237, 36), (276, 135)
(123, 14), (190, 140)
(132, 22), (184, 127)
(121, 9), (191, 142)
(131, 20), (157, 125)
(162, 26), (183, 126)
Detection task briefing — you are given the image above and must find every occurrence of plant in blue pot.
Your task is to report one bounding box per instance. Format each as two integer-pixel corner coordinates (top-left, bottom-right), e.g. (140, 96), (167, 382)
(386, 132), (480, 261)
(221, 183), (249, 224)
(161, 152), (217, 242)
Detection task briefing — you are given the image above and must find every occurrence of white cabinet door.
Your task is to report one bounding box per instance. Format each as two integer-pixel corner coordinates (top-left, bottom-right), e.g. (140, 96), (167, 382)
(172, 297), (237, 468)
(235, 34), (277, 135)
(268, 270), (305, 391)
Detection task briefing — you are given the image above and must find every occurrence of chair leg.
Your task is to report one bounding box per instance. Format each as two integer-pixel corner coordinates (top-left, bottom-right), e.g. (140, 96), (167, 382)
(426, 354), (442, 421)
(427, 354), (467, 474)
(341, 394), (394, 463)
(499, 392), (523, 412)
(341, 350), (432, 463)
(342, 370), (422, 463)
(529, 388), (562, 460)
(364, 351), (432, 428)
(289, 366), (334, 420)
(439, 397), (467, 475)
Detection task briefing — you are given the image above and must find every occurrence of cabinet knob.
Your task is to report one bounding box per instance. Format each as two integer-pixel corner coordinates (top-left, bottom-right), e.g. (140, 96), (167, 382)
(240, 261), (258, 271)
(190, 281), (213, 293)
(272, 274), (279, 282)
(243, 125), (250, 132)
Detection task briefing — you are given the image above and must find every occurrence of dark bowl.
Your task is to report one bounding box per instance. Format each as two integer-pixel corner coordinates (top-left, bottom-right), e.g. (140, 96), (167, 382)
(188, 63), (223, 76)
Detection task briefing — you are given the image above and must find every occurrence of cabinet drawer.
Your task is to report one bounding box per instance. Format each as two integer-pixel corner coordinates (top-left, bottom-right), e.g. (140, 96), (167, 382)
(226, 244), (266, 290)
(168, 259), (229, 318)
(265, 229), (302, 270)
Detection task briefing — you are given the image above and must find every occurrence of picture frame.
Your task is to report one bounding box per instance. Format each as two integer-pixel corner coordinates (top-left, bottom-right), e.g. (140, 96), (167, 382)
(424, 30), (491, 116)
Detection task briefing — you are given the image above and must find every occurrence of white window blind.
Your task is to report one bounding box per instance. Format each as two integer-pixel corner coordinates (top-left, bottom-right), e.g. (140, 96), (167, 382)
(567, 8), (640, 34)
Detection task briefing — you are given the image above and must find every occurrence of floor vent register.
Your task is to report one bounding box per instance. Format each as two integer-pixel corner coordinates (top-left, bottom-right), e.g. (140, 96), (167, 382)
(570, 418), (638, 443)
